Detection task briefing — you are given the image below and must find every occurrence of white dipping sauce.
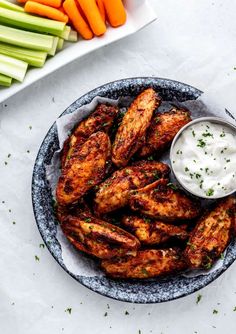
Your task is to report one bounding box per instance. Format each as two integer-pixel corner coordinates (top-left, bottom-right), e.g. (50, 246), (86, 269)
(172, 121), (236, 198)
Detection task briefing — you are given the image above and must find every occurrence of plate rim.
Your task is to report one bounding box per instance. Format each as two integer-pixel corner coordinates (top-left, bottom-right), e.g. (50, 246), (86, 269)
(31, 76), (236, 303)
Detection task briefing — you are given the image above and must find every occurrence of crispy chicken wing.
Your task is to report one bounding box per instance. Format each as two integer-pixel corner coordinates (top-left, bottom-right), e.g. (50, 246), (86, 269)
(122, 215), (188, 245)
(129, 179), (200, 221)
(94, 161), (170, 214)
(101, 248), (187, 279)
(56, 131), (111, 206)
(61, 213), (140, 259)
(61, 104), (118, 166)
(184, 196), (236, 269)
(112, 88), (161, 167)
(138, 107), (191, 157)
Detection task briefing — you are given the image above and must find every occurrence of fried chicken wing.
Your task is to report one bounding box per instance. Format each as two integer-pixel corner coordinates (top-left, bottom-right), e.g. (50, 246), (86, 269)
(61, 104), (118, 166)
(129, 179), (200, 221)
(56, 131), (111, 206)
(61, 213), (140, 259)
(101, 248), (187, 279)
(122, 215), (188, 245)
(94, 161), (170, 214)
(112, 88), (161, 167)
(184, 196), (236, 269)
(138, 107), (191, 157)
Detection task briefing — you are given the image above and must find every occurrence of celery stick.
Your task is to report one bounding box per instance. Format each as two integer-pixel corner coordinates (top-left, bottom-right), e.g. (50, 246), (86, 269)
(68, 30), (77, 42)
(48, 36), (58, 56)
(0, 42), (47, 67)
(0, 53), (27, 82)
(58, 25), (71, 40)
(57, 38), (64, 51)
(0, 24), (54, 52)
(0, 73), (12, 87)
(0, 0), (24, 12)
(0, 7), (65, 36)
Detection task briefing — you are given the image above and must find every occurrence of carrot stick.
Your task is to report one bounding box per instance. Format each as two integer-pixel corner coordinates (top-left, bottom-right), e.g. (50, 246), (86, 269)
(18, 0), (61, 8)
(63, 0), (93, 40)
(103, 0), (126, 27)
(77, 0), (106, 36)
(24, 1), (68, 22)
(96, 0), (105, 22)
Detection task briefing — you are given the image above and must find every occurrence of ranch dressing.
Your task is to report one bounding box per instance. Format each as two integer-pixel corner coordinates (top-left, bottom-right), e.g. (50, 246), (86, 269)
(171, 121), (236, 198)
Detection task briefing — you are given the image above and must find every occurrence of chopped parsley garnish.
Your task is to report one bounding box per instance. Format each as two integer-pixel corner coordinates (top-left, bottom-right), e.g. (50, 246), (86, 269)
(176, 150), (182, 155)
(206, 188), (214, 196)
(125, 311), (129, 315)
(220, 132), (226, 137)
(39, 243), (45, 248)
(185, 167), (189, 172)
(195, 173), (201, 179)
(202, 132), (213, 138)
(192, 130), (196, 137)
(65, 308), (72, 314)
(141, 268), (149, 276)
(84, 218), (91, 222)
(104, 312), (108, 317)
(196, 294), (202, 304)
(35, 255), (40, 261)
(167, 183), (178, 190)
(197, 139), (206, 148)
(213, 309), (218, 314)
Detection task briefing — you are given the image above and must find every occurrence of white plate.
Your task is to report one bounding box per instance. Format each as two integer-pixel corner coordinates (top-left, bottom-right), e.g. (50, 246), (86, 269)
(0, 0), (156, 102)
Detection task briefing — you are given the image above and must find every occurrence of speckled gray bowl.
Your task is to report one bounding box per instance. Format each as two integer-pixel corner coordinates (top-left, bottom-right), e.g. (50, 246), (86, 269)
(32, 77), (236, 303)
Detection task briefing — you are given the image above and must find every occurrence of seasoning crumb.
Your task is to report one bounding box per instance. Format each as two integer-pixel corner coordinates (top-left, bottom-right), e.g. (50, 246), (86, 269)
(196, 294), (202, 304)
(125, 311), (129, 315)
(12, 221), (16, 225)
(65, 308), (72, 314)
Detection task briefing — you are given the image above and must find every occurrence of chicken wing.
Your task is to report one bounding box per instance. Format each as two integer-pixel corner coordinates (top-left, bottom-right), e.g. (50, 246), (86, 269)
(138, 107), (191, 158)
(122, 215), (188, 245)
(101, 248), (187, 279)
(61, 213), (140, 259)
(129, 179), (200, 221)
(94, 161), (170, 214)
(56, 131), (111, 206)
(112, 88), (161, 167)
(184, 196), (236, 269)
(61, 104), (118, 166)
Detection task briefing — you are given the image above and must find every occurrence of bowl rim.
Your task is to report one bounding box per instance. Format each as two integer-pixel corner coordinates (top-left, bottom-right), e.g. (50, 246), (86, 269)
(31, 76), (236, 303)
(170, 116), (236, 199)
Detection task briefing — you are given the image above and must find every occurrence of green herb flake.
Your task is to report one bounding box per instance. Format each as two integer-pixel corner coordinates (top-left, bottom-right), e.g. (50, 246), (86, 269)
(65, 308), (72, 314)
(167, 183), (178, 190)
(196, 294), (202, 304)
(35, 255), (40, 261)
(192, 130), (196, 137)
(141, 268), (149, 276)
(233, 306), (236, 312)
(213, 309), (218, 314)
(206, 188), (214, 197)
(104, 312), (108, 317)
(197, 139), (206, 148)
(125, 311), (129, 315)
(185, 167), (189, 172)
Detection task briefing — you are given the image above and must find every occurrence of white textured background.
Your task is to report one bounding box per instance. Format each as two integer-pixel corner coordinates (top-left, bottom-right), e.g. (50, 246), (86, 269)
(0, 1), (236, 333)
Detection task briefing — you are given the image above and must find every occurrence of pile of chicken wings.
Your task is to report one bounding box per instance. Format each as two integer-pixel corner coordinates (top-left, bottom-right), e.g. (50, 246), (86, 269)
(55, 88), (236, 279)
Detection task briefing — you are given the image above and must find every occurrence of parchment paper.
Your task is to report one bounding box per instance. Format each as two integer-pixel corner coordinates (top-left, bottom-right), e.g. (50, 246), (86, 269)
(46, 92), (235, 278)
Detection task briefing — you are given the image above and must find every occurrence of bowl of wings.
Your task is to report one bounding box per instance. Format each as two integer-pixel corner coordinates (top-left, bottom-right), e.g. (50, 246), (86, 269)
(32, 77), (236, 303)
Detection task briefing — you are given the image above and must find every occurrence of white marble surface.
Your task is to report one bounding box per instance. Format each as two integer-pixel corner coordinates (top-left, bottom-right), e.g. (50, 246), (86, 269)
(0, 1), (236, 333)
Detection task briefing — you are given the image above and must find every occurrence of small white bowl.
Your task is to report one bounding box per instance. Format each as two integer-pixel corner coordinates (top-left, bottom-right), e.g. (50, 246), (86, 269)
(170, 116), (236, 199)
